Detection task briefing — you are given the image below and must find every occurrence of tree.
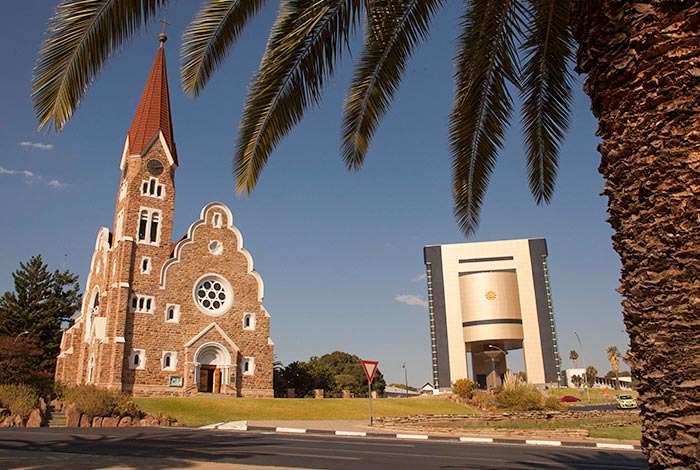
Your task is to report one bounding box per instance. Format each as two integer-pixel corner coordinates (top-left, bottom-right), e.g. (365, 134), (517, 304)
(606, 345), (622, 389)
(0, 336), (53, 393)
(316, 351), (386, 396)
(569, 350), (579, 368)
(32, 1), (700, 465)
(0, 255), (81, 374)
(585, 365), (598, 388)
(570, 374), (583, 389)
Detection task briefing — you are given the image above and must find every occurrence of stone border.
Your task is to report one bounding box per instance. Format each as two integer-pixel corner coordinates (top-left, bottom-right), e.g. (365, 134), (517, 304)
(199, 422), (641, 451)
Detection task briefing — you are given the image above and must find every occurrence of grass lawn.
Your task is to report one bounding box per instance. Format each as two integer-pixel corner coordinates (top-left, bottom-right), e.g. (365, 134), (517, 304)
(588, 425), (642, 441)
(549, 387), (638, 406)
(439, 417), (641, 441)
(135, 396), (475, 427)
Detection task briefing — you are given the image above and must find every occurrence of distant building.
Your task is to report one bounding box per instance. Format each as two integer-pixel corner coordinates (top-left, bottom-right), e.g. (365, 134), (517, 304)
(419, 382), (436, 395)
(55, 35), (274, 398)
(383, 386), (420, 398)
(424, 239), (562, 390)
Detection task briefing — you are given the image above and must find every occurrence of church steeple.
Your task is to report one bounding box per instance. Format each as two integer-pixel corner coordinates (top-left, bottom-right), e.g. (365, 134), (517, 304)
(127, 33), (178, 165)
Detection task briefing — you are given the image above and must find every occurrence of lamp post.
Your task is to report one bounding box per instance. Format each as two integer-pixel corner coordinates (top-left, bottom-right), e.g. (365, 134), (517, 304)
(13, 331), (29, 343)
(403, 363), (408, 399)
(486, 345), (508, 389)
(574, 331), (591, 402)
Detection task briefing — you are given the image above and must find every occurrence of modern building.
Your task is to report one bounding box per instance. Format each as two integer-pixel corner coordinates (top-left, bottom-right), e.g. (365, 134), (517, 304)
(424, 239), (561, 390)
(55, 34), (274, 397)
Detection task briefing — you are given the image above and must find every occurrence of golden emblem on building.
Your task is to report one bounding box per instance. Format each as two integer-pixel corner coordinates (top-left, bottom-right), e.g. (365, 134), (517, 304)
(485, 290), (496, 301)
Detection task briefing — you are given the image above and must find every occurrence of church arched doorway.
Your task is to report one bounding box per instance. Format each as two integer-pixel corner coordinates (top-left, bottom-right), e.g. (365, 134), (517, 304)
(194, 342), (231, 393)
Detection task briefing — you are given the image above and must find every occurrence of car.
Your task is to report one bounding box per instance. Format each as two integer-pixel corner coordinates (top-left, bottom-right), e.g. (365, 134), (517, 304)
(559, 395), (582, 403)
(616, 394), (638, 409)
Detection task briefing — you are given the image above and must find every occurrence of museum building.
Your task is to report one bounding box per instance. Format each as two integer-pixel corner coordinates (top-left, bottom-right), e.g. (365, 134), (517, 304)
(55, 34), (274, 397)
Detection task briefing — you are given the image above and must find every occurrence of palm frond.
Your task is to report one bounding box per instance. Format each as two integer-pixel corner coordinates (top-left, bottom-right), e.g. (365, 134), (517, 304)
(520, 0), (574, 203)
(234, 0), (362, 194)
(341, 0), (445, 171)
(181, 0), (268, 97)
(32, 0), (167, 133)
(449, 0), (526, 236)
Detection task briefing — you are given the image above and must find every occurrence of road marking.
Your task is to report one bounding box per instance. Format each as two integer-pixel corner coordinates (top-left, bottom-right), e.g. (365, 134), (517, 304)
(596, 443), (636, 450)
(526, 439), (562, 446)
(459, 436), (494, 443)
(276, 427), (307, 434)
(335, 431), (367, 437)
(396, 433), (429, 440)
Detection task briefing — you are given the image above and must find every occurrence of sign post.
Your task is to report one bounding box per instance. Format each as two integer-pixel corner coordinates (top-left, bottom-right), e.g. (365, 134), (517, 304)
(361, 360), (378, 427)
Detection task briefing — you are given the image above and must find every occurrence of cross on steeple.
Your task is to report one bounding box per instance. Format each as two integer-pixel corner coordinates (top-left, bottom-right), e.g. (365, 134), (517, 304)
(159, 18), (170, 43)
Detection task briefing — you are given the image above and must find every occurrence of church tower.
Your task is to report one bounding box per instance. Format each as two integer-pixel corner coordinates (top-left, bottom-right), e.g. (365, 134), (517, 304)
(56, 35), (274, 398)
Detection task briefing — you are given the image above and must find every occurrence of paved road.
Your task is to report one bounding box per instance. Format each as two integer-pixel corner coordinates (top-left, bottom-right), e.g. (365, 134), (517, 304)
(0, 427), (647, 470)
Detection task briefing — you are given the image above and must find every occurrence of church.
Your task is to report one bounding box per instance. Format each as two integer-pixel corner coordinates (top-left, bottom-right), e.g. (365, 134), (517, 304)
(55, 33), (274, 398)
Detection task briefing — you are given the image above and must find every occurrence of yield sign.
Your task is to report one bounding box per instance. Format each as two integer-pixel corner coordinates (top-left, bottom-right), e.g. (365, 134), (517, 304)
(361, 360), (379, 383)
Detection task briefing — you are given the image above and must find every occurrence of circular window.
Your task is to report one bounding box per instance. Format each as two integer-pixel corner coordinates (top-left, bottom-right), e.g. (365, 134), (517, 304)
(194, 275), (233, 316)
(208, 240), (223, 256)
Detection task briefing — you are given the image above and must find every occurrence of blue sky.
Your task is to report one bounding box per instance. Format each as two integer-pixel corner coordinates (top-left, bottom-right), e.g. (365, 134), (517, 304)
(0, 2), (628, 386)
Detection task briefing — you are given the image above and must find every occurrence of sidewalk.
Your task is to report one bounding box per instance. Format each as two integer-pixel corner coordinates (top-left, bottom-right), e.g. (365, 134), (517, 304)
(200, 419), (642, 451)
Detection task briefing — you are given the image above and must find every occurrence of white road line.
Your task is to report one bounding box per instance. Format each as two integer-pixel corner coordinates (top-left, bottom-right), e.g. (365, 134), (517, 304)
(335, 431), (367, 437)
(525, 439), (562, 446)
(596, 443), (636, 450)
(396, 433), (429, 440)
(276, 427), (307, 434)
(459, 436), (494, 443)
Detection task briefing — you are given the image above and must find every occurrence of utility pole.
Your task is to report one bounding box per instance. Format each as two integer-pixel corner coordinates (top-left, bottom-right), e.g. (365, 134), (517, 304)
(403, 363), (408, 398)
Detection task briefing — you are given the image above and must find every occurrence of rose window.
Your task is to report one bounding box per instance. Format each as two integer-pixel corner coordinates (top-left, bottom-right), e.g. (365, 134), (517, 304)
(194, 276), (232, 315)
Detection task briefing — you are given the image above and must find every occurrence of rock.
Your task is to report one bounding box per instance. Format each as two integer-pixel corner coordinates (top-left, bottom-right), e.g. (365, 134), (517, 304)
(314, 389), (324, 399)
(79, 415), (91, 427)
(92, 417), (103, 427)
(144, 415), (159, 427)
(1, 416), (12, 427)
(158, 416), (169, 427)
(118, 417), (131, 427)
(102, 417), (119, 427)
(64, 404), (80, 427)
(26, 410), (42, 428)
(13, 415), (24, 427)
(39, 398), (47, 412)
(50, 399), (63, 410)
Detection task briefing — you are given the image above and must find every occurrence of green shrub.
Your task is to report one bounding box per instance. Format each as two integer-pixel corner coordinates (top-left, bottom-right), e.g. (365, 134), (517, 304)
(494, 372), (546, 412)
(0, 384), (39, 418)
(543, 395), (564, 411)
(64, 385), (141, 419)
(452, 378), (476, 399)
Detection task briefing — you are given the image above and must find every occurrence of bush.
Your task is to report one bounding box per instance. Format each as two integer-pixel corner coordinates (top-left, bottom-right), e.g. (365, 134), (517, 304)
(494, 372), (547, 412)
(543, 395), (564, 411)
(63, 385), (141, 419)
(452, 378), (475, 399)
(0, 384), (39, 419)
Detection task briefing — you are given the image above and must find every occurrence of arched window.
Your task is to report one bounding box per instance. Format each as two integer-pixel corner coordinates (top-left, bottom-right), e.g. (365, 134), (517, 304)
(243, 313), (255, 330)
(137, 208), (162, 244)
(161, 351), (176, 371)
(133, 354), (140, 366)
(164, 304), (180, 323)
(87, 355), (95, 383)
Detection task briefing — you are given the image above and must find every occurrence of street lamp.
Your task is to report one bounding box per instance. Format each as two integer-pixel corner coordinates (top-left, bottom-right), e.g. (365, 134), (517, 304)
(574, 331), (591, 402)
(402, 363), (408, 399)
(13, 331), (29, 343)
(486, 345), (508, 389)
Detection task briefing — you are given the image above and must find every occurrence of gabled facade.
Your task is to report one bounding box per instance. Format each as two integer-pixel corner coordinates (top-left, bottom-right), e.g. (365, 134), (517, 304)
(55, 35), (273, 397)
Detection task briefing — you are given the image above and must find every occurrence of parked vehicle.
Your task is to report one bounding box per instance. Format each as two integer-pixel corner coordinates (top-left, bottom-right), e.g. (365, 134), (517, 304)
(616, 394), (638, 409)
(559, 395), (582, 403)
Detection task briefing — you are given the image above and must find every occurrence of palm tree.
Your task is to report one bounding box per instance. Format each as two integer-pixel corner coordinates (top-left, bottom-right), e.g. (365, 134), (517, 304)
(32, 1), (700, 466)
(569, 349), (579, 368)
(606, 345), (621, 389)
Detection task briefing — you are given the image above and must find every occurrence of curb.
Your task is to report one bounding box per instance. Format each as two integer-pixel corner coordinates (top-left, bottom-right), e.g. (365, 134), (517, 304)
(199, 422), (641, 451)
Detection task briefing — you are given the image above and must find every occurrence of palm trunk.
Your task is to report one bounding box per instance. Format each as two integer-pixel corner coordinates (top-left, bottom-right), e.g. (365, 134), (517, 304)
(571, 1), (700, 467)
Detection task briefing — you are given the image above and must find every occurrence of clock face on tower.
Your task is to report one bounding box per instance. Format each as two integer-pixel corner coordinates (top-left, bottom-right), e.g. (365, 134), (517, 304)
(146, 159), (164, 176)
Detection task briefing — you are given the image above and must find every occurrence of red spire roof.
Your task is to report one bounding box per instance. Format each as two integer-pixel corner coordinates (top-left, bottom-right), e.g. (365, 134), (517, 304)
(127, 34), (177, 164)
